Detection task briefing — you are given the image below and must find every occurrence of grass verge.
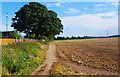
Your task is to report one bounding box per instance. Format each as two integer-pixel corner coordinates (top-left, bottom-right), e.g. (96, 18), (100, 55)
(2, 42), (48, 75)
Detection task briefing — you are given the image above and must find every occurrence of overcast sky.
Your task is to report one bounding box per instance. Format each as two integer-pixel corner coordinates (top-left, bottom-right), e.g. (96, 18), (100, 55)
(0, 2), (118, 37)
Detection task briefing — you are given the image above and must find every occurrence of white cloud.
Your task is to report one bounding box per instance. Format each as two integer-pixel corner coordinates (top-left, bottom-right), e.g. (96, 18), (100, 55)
(95, 12), (117, 17)
(111, 2), (118, 6)
(84, 7), (88, 10)
(61, 12), (117, 30)
(95, 4), (106, 7)
(64, 8), (80, 14)
(47, 2), (64, 7)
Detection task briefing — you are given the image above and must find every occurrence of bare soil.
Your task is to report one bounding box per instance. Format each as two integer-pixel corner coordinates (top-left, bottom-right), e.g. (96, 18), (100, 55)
(54, 38), (119, 75)
(31, 38), (119, 75)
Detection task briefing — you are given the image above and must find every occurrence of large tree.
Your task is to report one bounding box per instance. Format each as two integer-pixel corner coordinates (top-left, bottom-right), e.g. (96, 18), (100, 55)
(11, 2), (63, 39)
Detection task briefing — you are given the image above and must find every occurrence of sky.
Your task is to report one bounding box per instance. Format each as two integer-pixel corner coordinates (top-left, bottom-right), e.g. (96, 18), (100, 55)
(0, 2), (119, 37)
(1, 0), (119, 2)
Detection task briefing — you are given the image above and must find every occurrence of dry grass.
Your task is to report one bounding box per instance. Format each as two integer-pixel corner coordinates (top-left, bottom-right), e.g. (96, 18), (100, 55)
(50, 62), (85, 75)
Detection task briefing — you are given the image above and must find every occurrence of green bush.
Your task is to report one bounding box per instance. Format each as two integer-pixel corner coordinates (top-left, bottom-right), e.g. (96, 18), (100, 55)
(43, 36), (49, 42)
(13, 33), (22, 39)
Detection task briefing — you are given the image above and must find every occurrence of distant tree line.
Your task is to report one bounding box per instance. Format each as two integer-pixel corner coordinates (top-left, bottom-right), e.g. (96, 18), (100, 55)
(55, 35), (120, 40)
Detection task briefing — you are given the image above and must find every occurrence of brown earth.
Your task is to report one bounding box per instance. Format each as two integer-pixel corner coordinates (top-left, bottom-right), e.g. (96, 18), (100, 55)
(54, 38), (119, 75)
(31, 38), (119, 75)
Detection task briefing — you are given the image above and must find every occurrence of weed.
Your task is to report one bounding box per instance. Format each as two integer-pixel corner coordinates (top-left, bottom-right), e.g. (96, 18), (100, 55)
(2, 42), (48, 75)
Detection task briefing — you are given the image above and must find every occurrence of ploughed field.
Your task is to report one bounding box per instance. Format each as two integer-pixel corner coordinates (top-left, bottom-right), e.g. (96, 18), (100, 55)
(51, 38), (119, 75)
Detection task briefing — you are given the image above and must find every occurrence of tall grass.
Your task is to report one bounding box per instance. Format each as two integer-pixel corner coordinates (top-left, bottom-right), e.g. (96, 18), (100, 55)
(2, 42), (48, 75)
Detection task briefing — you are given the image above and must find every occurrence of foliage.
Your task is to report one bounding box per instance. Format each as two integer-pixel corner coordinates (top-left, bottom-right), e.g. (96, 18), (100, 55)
(11, 2), (63, 39)
(0, 33), (2, 38)
(30, 34), (35, 39)
(55, 35), (120, 40)
(2, 42), (48, 75)
(42, 36), (49, 42)
(11, 32), (22, 39)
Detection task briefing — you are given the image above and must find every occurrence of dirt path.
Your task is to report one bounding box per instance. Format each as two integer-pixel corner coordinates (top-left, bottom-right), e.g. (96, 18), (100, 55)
(31, 43), (57, 75)
(31, 42), (118, 75)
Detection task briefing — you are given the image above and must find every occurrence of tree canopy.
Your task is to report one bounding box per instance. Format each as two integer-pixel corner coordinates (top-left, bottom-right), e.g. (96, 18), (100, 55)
(11, 2), (63, 39)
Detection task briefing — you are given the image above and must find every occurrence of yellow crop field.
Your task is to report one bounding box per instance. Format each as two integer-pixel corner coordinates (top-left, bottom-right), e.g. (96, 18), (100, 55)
(0, 39), (37, 46)
(0, 39), (15, 45)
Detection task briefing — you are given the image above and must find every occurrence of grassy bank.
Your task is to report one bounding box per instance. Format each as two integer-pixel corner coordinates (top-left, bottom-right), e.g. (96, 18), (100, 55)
(2, 42), (48, 75)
